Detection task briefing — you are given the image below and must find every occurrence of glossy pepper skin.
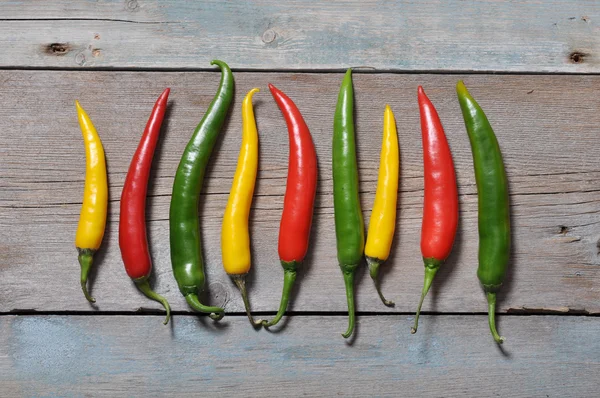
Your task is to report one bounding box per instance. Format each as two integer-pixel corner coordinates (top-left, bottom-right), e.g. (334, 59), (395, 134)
(411, 86), (459, 334)
(333, 69), (365, 338)
(75, 101), (108, 303)
(457, 81), (510, 344)
(119, 89), (171, 324)
(262, 83), (318, 328)
(170, 60), (233, 320)
(221, 88), (262, 327)
(365, 105), (399, 307)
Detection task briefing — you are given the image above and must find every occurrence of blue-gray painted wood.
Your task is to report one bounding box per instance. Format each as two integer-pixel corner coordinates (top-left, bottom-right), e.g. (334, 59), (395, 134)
(1, 71), (599, 314)
(0, 1), (598, 72)
(0, 315), (599, 397)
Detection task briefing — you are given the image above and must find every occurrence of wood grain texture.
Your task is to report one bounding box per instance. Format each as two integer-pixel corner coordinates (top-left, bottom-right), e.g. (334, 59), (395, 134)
(0, 71), (599, 314)
(0, 0), (598, 72)
(0, 315), (599, 397)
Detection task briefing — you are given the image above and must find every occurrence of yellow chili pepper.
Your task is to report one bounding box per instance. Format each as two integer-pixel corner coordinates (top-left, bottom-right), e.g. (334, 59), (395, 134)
(365, 105), (399, 307)
(221, 88), (262, 327)
(74, 101), (108, 303)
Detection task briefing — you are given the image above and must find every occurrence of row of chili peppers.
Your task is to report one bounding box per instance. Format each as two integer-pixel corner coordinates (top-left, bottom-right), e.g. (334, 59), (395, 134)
(75, 60), (510, 344)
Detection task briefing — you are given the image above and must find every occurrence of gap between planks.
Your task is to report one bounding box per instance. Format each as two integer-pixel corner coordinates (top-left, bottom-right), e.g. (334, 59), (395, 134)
(1, 311), (597, 317)
(1, 66), (600, 76)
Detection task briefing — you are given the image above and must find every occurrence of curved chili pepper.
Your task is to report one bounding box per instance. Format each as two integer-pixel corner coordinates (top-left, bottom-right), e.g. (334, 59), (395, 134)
(75, 101), (108, 303)
(411, 86), (459, 334)
(262, 83), (318, 328)
(119, 89), (171, 325)
(365, 105), (398, 307)
(457, 81), (510, 344)
(333, 69), (365, 338)
(170, 60), (233, 320)
(221, 88), (263, 328)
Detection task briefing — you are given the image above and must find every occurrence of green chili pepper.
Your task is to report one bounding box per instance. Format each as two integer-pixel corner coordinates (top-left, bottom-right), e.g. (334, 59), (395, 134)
(456, 81), (510, 344)
(170, 60), (234, 320)
(333, 69), (365, 338)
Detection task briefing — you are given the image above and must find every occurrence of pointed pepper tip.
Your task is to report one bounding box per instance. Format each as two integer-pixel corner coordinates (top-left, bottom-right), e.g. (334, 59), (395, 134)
(456, 80), (469, 96)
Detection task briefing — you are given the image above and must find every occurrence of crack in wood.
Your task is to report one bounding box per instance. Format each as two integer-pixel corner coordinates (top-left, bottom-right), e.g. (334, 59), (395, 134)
(506, 306), (594, 315)
(0, 17), (176, 25)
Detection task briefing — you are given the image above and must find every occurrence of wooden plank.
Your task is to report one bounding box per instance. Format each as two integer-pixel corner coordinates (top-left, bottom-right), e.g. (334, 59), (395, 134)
(1, 71), (599, 314)
(0, 1), (598, 72)
(1, 315), (599, 397)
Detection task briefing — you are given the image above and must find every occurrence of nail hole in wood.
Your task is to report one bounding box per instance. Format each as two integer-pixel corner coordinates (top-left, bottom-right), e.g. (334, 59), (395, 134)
(558, 225), (569, 235)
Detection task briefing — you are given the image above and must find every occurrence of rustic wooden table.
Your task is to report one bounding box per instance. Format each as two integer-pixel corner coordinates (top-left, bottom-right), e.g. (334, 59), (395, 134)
(1, 1), (599, 397)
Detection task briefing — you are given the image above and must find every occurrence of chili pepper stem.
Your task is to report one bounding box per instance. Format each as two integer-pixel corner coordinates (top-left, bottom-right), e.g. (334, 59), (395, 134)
(184, 293), (225, 320)
(78, 250), (96, 303)
(134, 278), (171, 325)
(411, 265), (439, 334)
(232, 275), (263, 328)
(366, 257), (394, 307)
(341, 268), (356, 338)
(486, 291), (505, 344)
(263, 269), (297, 328)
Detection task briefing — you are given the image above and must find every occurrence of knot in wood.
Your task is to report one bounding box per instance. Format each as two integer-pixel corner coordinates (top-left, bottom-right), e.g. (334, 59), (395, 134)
(45, 43), (70, 56)
(126, 0), (139, 11)
(75, 52), (86, 66)
(569, 51), (586, 64)
(208, 281), (230, 308)
(262, 29), (277, 44)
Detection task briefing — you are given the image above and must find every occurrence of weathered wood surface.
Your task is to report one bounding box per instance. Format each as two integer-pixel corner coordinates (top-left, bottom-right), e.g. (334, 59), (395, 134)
(0, 0), (598, 72)
(0, 314), (598, 397)
(1, 70), (599, 314)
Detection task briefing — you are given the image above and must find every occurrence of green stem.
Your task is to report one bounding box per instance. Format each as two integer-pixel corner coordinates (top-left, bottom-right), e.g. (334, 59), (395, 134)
(185, 293), (225, 320)
(411, 265), (439, 334)
(341, 269), (356, 339)
(367, 257), (394, 307)
(135, 278), (171, 325)
(263, 270), (297, 328)
(77, 250), (96, 303)
(486, 292), (505, 344)
(232, 275), (262, 328)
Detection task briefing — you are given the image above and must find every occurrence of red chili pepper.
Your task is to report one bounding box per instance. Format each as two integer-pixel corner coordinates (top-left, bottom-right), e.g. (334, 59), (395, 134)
(262, 83), (318, 328)
(411, 86), (459, 334)
(119, 88), (171, 324)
